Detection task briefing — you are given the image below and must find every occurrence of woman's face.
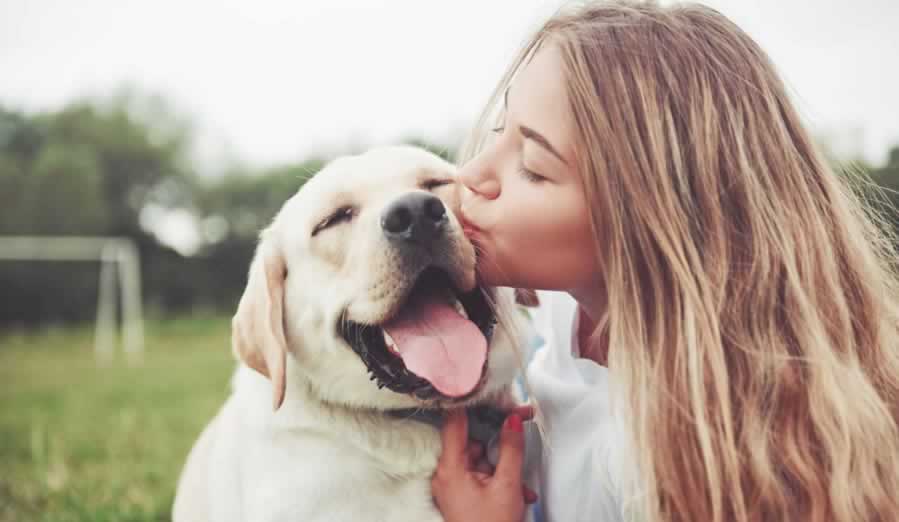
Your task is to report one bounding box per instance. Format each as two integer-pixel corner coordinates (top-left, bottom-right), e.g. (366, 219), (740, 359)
(458, 44), (599, 292)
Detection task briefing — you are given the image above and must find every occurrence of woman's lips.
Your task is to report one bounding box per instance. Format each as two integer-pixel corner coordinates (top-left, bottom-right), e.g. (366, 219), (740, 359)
(458, 212), (487, 269)
(457, 211), (482, 238)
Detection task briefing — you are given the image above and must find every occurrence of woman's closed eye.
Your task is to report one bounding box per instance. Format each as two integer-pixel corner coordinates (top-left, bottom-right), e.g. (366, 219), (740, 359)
(519, 160), (547, 183)
(312, 206), (355, 236)
(490, 116), (551, 183)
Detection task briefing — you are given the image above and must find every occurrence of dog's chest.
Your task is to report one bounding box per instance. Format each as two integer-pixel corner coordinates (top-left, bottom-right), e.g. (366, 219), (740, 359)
(226, 370), (450, 520)
(241, 433), (443, 522)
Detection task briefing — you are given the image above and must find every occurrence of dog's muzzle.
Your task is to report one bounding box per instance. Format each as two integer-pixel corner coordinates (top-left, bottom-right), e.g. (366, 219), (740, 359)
(338, 192), (497, 401)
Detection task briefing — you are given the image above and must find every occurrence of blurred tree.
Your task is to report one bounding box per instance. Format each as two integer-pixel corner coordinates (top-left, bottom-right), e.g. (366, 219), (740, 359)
(22, 142), (108, 234)
(0, 92), (192, 236)
(187, 160), (326, 308)
(41, 94), (192, 235)
(401, 137), (456, 163)
(0, 92), (196, 326)
(867, 146), (899, 240)
(0, 108), (42, 233)
(195, 160), (324, 242)
(870, 146), (899, 189)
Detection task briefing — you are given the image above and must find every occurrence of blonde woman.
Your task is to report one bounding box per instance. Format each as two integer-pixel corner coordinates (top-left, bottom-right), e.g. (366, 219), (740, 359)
(430, 2), (899, 521)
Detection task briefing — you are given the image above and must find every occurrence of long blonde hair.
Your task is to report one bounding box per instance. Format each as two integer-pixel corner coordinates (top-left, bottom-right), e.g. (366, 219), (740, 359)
(461, 2), (899, 521)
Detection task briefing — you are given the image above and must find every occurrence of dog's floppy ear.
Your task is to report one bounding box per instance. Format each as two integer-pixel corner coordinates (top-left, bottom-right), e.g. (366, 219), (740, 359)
(232, 236), (288, 410)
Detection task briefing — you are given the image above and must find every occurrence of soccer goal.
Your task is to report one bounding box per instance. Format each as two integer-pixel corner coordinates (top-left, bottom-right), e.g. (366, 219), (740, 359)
(0, 236), (144, 364)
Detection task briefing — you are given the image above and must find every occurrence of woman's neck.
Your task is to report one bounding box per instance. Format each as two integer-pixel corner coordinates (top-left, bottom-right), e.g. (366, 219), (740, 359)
(569, 286), (610, 366)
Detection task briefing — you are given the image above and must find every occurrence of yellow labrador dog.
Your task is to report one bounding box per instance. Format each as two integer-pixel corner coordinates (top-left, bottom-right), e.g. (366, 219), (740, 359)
(173, 146), (522, 522)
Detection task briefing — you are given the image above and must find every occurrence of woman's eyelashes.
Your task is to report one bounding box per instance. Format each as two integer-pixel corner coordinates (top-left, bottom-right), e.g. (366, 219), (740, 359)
(490, 121), (548, 183)
(518, 162), (547, 183)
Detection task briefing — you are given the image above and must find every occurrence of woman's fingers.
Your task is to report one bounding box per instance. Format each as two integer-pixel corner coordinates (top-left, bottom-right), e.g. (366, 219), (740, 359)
(505, 404), (535, 422)
(438, 410), (469, 472)
(493, 413), (525, 485)
(473, 458), (494, 476)
(466, 441), (485, 466)
(433, 409), (538, 521)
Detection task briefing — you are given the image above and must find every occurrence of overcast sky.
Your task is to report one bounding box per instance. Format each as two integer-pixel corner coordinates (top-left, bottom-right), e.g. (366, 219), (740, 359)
(2, 0), (897, 172)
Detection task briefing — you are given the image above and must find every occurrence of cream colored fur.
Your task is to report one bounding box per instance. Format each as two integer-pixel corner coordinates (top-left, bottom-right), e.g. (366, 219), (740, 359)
(172, 146), (521, 522)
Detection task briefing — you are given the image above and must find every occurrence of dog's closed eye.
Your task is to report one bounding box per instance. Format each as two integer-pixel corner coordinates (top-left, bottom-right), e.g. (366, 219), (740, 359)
(312, 206), (355, 237)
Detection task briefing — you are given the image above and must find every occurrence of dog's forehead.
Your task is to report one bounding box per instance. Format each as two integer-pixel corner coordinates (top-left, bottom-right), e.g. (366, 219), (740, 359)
(286, 146), (455, 218)
(339, 146), (454, 187)
(333, 153), (435, 188)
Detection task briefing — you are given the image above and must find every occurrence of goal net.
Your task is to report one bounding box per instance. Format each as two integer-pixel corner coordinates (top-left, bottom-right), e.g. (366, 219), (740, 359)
(0, 236), (144, 363)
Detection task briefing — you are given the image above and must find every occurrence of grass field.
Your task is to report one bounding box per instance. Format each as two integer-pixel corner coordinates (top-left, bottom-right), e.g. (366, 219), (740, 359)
(0, 316), (236, 521)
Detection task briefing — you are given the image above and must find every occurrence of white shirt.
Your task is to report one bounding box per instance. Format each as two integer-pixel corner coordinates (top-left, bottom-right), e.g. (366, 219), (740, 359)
(522, 290), (638, 522)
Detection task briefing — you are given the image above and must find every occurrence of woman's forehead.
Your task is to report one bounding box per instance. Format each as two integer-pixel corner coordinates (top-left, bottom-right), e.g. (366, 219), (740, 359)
(506, 44), (576, 165)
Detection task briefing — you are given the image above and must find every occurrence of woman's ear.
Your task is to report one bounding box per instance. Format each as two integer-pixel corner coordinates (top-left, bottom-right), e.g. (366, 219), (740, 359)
(231, 235), (288, 410)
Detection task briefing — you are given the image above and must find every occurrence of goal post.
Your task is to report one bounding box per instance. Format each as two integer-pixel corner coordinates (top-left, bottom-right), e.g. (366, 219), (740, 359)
(0, 236), (144, 363)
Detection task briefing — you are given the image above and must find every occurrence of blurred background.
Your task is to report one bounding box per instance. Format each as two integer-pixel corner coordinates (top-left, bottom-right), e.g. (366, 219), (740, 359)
(1, 0), (897, 520)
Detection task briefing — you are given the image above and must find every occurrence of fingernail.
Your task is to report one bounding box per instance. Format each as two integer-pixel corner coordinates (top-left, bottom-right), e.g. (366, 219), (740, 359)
(505, 413), (523, 433)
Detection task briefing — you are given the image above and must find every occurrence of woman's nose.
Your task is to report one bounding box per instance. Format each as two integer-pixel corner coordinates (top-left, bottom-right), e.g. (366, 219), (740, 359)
(458, 154), (500, 200)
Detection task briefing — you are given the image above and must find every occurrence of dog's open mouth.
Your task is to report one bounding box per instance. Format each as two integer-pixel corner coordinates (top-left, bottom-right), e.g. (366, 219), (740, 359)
(338, 266), (497, 401)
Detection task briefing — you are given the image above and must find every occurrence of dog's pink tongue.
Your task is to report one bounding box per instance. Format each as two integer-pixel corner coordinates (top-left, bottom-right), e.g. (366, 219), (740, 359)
(382, 293), (486, 398)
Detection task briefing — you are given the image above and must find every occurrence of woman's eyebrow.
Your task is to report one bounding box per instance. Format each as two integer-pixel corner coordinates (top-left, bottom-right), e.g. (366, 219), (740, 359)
(503, 86), (569, 166)
(519, 125), (568, 165)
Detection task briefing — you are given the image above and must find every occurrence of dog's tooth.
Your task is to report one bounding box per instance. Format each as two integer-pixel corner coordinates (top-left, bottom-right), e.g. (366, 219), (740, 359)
(383, 331), (402, 356)
(453, 299), (469, 319)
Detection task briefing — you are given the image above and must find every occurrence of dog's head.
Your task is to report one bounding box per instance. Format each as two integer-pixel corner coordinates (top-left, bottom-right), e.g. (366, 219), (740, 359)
(232, 145), (519, 411)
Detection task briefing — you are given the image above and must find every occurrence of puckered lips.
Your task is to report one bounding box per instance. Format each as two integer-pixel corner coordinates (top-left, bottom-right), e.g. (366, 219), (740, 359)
(458, 212), (483, 240)
(338, 266), (497, 401)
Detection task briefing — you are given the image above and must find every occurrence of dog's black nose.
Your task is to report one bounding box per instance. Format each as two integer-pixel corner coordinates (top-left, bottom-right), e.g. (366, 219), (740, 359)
(381, 192), (447, 242)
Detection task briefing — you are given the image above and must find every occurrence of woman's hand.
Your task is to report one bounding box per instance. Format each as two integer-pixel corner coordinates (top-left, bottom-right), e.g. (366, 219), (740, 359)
(431, 408), (537, 522)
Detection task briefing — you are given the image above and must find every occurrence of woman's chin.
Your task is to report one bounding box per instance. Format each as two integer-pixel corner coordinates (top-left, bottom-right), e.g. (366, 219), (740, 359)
(475, 269), (502, 287)
(474, 262), (506, 288)
(474, 249), (519, 287)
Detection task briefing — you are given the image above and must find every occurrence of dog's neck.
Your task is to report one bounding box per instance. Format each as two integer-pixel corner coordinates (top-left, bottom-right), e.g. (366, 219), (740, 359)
(385, 405), (507, 447)
(385, 408), (444, 429)
(280, 355), (508, 446)
(250, 365), (508, 474)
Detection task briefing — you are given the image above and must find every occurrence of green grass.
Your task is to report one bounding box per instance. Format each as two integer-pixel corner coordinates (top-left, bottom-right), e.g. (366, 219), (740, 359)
(0, 316), (236, 521)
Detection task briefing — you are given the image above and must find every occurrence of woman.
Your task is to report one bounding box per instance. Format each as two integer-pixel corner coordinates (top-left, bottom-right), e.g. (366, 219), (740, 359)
(430, 2), (899, 522)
